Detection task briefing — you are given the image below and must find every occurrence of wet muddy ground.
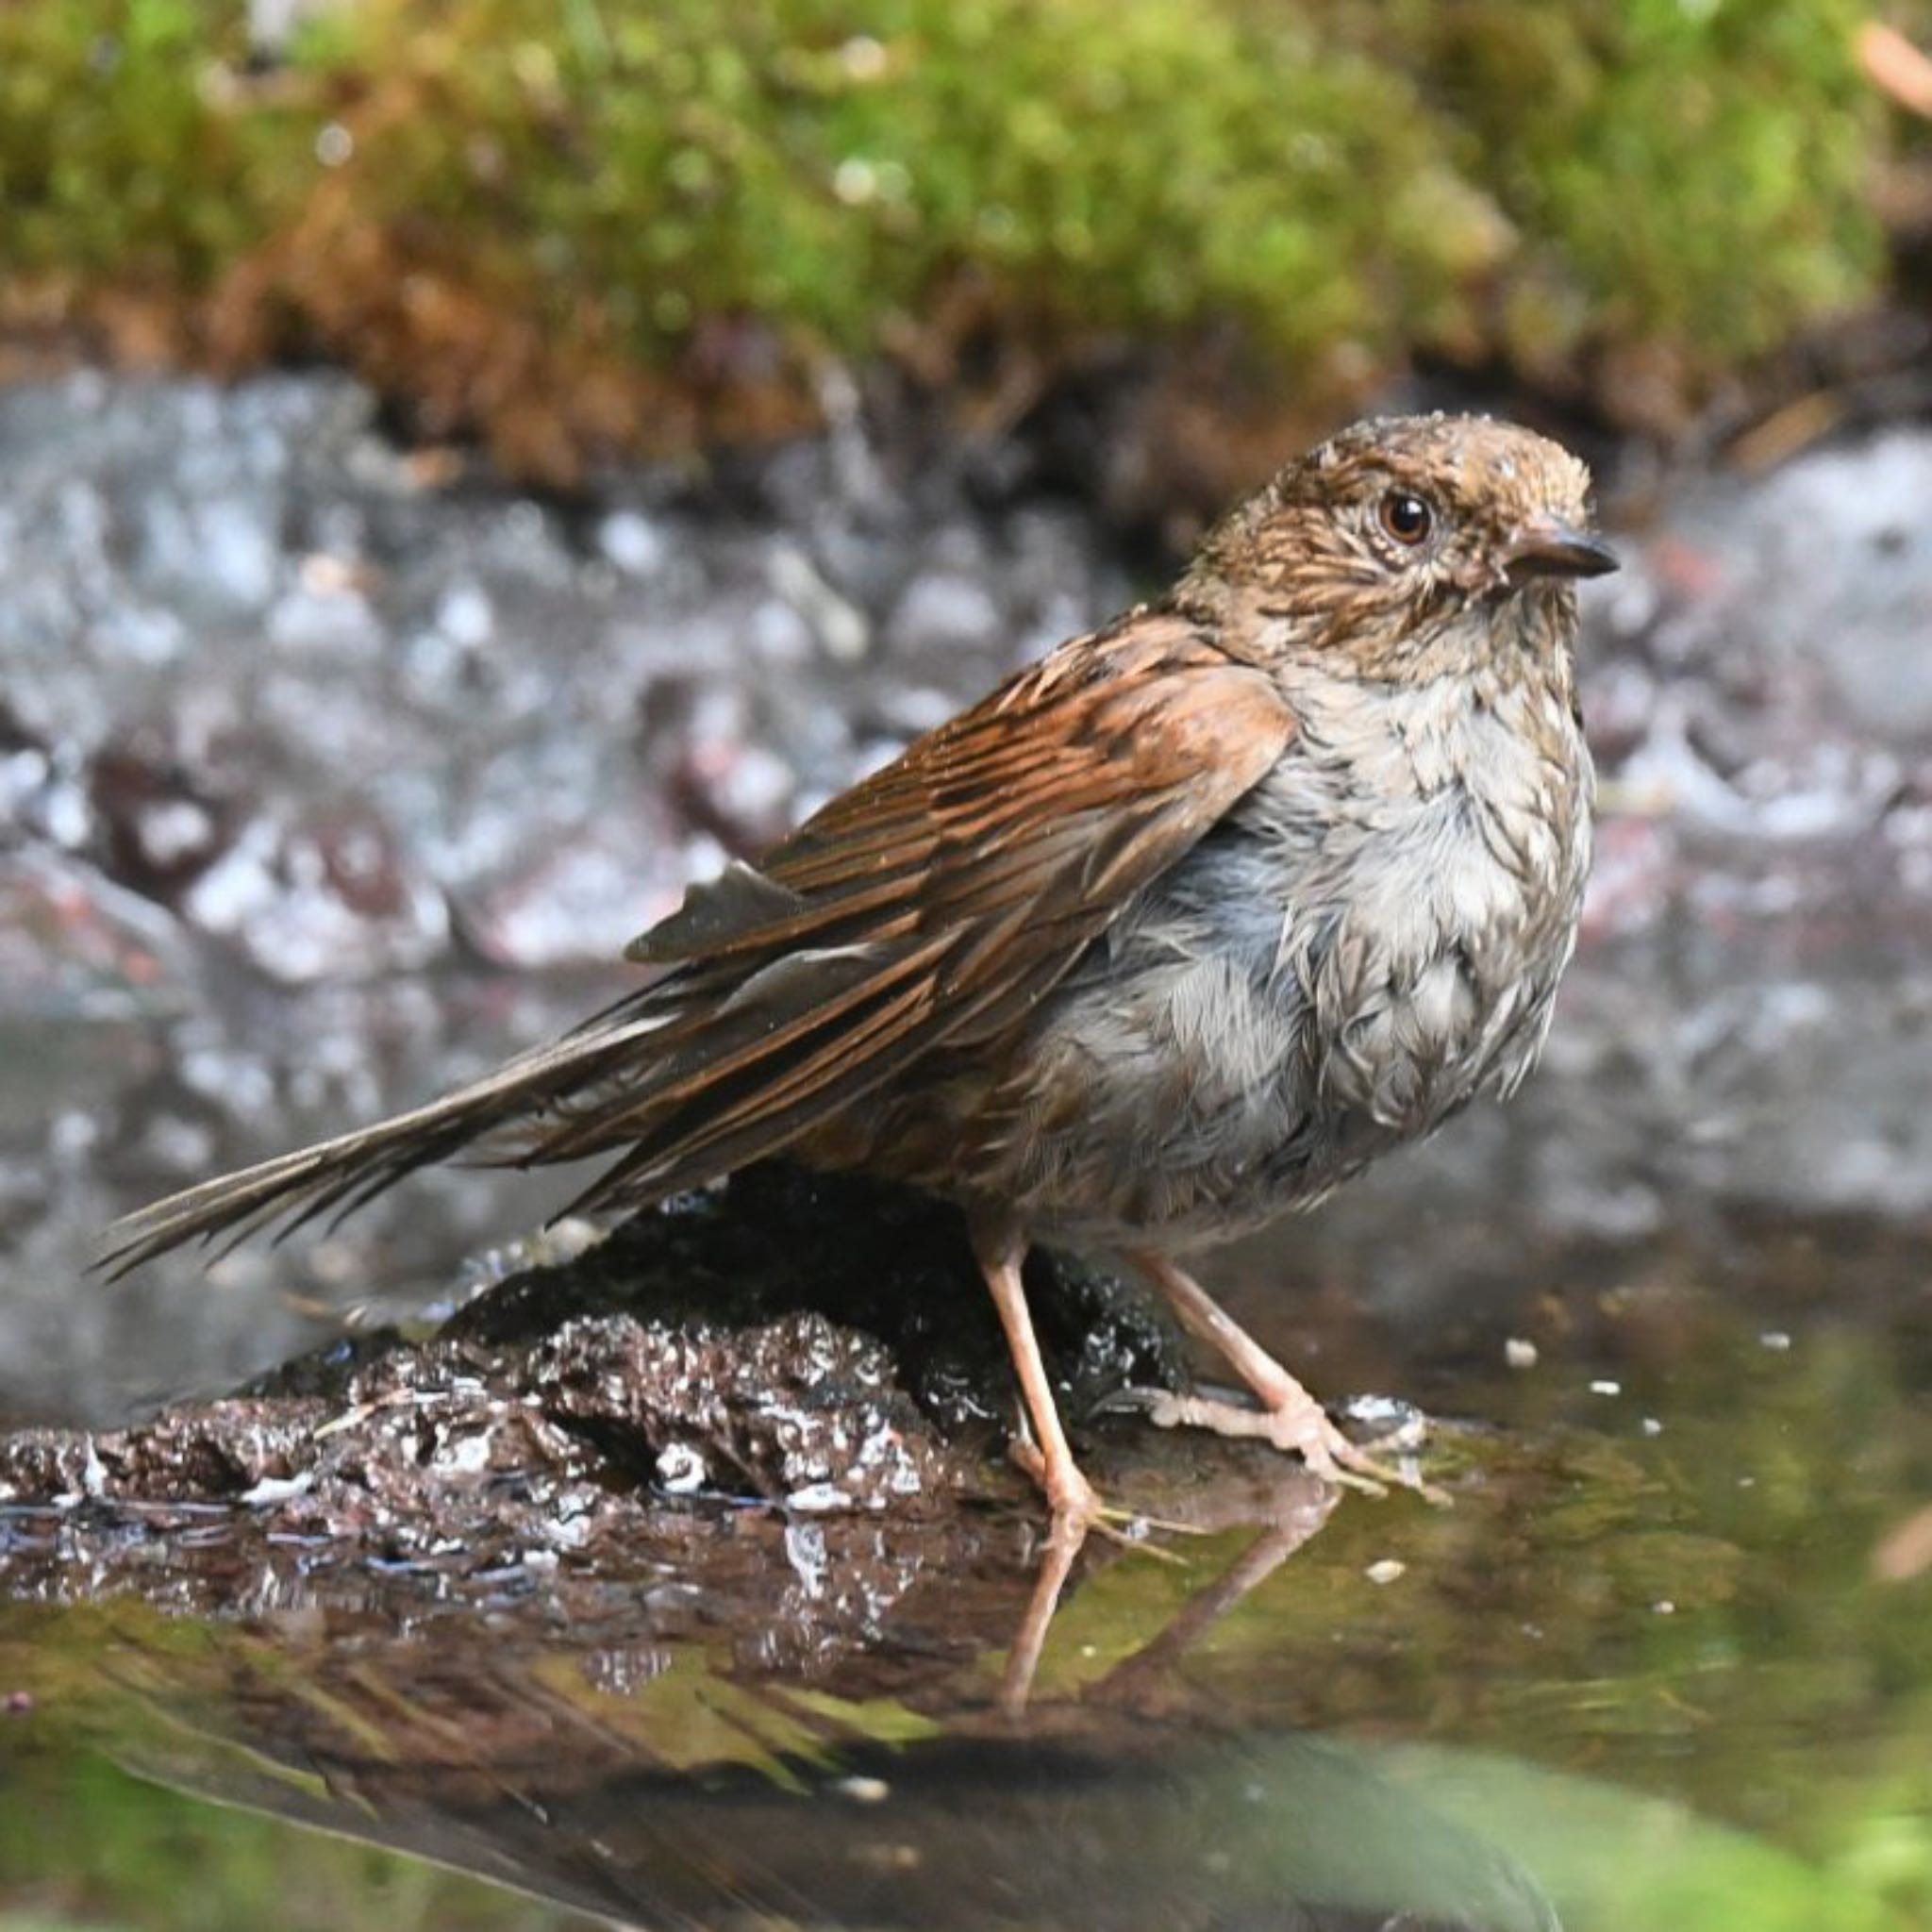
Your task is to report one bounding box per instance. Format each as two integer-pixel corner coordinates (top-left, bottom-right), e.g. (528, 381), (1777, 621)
(2, 375), (1930, 1929)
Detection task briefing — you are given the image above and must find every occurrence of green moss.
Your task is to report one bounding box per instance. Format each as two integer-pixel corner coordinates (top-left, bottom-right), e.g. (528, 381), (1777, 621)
(0, 3), (296, 287)
(1415, 0), (1884, 362)
(297, 0), (1488, 364)
(0, 0), (1902, 459)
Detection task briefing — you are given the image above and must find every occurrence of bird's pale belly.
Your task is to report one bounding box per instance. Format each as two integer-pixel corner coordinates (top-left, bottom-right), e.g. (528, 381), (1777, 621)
(958, 772), (1587, 1250)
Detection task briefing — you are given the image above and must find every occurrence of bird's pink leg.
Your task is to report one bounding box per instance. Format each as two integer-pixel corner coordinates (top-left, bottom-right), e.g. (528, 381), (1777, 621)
(976, 1230), (1107, 1531)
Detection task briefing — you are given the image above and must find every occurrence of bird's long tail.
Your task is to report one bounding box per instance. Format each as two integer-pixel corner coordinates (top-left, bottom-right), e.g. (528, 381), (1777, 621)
(97, 1007), (675, 1277)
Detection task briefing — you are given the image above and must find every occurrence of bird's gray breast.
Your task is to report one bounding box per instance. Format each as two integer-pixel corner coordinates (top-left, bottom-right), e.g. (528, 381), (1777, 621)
(999, 670), (1592, 1246)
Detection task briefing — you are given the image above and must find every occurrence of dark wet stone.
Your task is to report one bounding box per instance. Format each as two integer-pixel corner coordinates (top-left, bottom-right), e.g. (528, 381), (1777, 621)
(0, 1399), (327, 1506)
(527, 1309), (949, 1512)
(85, 734), (234, 903)
(0, 1167), (1185, 1605)
(448, 1162), (1184, 1432)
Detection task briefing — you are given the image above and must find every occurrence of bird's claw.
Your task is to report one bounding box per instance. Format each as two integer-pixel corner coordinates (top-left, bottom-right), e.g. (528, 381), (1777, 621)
(1127, 1385), (1448, 1506)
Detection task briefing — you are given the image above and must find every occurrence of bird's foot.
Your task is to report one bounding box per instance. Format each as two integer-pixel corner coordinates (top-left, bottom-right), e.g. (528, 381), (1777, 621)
(1008, 1435), (1106, 1532)
(1135, 1387), (1446, 1505)
(1006, 1438), (1192, 1552)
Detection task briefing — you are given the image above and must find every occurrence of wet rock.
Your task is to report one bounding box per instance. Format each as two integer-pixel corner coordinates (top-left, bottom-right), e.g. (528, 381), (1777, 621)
(0, 371), (1123, 989)
(0, 1167), (1184, 1594)
(446, 1163), (1184, 1434)
(0, 846), (196, 1017)
(85, 736), (232, 902)
(0, 1398), (326, 1506)
(528, 1310), (947, 1513)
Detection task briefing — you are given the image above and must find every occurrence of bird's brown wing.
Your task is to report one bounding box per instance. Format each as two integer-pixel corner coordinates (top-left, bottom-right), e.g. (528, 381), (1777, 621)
(103, 611), (1291, 1269)
(532, 610), (1296, 1208)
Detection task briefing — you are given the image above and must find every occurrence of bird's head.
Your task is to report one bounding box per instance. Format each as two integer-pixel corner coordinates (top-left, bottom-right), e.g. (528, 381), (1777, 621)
(1181, 413), (1617, 684)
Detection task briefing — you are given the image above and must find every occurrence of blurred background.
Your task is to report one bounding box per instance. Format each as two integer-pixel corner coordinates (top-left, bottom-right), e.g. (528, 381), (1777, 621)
(3, 5), (1932, 1929)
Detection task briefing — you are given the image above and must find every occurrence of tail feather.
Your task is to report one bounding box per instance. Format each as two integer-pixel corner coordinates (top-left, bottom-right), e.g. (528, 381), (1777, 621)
(96, 1010), (674, 1277)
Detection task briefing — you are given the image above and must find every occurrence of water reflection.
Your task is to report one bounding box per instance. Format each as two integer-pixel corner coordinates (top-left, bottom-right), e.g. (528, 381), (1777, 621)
(3, 1524), (1558, 1932)
(133, 1729), (1561, 1931)
(3, 1246), (1926, 1929)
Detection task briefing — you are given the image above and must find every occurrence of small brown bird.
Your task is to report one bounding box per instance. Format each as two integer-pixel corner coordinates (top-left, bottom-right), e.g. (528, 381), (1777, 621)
(108, 414), (1614, 1529)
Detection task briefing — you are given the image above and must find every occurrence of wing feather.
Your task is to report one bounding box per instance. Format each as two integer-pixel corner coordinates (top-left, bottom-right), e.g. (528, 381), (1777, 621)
(103, 609), (1294, 1269)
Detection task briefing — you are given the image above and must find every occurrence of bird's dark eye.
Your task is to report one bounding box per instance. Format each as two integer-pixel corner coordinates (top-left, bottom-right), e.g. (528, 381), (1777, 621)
(1378, 490), (1434, 547)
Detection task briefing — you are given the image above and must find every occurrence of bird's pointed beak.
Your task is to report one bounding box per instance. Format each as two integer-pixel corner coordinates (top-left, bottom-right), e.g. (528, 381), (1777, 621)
(1503, 518), (1620, 583)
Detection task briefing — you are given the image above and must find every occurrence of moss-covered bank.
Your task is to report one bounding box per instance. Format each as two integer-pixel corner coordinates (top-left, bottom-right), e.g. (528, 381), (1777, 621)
(0, 0), (1906, 477)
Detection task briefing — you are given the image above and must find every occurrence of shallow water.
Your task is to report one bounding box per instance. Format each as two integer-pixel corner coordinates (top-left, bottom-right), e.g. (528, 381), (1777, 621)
(4, 1208), (1928, 1931)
